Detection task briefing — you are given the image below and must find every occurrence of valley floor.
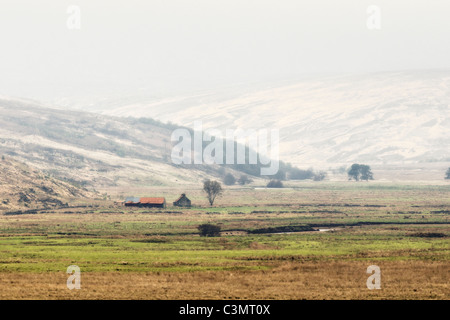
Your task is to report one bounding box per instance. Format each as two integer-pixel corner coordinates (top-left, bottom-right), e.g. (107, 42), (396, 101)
(0, 182), (448, 300)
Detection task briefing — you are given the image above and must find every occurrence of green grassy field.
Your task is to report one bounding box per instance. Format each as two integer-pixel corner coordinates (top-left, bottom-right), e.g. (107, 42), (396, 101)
(0, 182), (448, 299)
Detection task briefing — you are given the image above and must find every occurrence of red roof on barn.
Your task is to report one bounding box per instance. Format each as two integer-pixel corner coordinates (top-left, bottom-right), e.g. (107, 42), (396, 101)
(139, 197), (165, 204)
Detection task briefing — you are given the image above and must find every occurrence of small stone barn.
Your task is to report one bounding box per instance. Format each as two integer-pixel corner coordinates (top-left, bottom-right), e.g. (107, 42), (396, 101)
(124, 197), (166, 208)
(173, 193), (191, 207)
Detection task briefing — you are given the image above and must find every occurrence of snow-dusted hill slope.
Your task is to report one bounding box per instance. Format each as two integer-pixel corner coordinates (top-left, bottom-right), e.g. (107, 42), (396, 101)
(97, 70), (450, 167)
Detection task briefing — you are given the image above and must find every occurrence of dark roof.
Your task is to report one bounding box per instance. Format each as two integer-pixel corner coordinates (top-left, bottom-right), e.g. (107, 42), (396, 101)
(174, 193), (189, 202)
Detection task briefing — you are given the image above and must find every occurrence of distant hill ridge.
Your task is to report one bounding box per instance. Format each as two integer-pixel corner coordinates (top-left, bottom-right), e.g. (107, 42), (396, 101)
(0, 98), (283, 188)
(90, 70), (450, 167)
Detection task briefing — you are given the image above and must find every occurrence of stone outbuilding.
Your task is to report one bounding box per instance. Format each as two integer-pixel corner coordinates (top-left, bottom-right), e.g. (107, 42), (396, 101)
(173, 193), (191, 207)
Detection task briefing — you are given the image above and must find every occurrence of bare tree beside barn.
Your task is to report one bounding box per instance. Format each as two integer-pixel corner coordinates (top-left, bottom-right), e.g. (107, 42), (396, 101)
(203, 179), (223, 206)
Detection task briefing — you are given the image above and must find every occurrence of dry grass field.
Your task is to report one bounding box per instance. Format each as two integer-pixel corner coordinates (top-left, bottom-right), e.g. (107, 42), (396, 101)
(0, 182), (448, 300)
(0, 261), (447, 300)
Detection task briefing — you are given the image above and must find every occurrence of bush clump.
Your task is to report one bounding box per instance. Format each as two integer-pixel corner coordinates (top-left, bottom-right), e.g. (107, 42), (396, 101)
(198, 224), (221, 237)
(267, 180), (283, 188)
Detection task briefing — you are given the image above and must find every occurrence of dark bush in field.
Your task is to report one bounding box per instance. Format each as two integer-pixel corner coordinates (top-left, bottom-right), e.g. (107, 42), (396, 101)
(237, 175), (252, 185)
(267, 180), (283, 188)
(198, 224), (221, 237)
(223, 173), (236, 185)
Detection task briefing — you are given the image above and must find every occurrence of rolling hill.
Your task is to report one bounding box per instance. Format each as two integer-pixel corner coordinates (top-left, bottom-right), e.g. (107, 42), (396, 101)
(88, 70), (450, 168)
(2, 70), (449, 184)
(0, 98), (270, 190)
(0, 156), (94, 212)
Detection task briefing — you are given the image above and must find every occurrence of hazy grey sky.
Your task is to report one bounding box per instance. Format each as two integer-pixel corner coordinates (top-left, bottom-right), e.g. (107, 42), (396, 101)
(1, 0), (449, 101)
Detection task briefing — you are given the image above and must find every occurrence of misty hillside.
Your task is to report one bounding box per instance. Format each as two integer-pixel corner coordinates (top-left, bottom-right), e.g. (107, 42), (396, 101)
(0, 98), (274, 189)
(0, 157), (94, 212)
(91, 70), (450, 167)
(0, 99), (208, 188)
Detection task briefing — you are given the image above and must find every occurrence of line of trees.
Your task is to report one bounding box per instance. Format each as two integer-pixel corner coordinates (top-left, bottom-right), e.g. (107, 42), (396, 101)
(346, 164), (450, 181)
(220, 163), (376, 190)
(221, 168), (327, 185)
(222, 164), (450, 184)
(223, 173), (253, 186)
(203, 165), (450, 208)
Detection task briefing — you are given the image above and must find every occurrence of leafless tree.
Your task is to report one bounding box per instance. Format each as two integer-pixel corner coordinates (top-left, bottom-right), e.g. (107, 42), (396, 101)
(203, 179), (223, 206)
